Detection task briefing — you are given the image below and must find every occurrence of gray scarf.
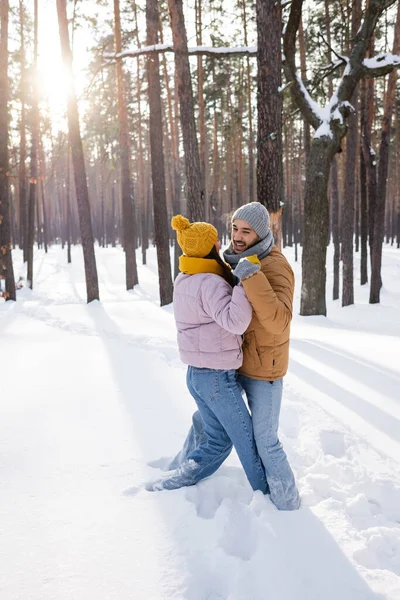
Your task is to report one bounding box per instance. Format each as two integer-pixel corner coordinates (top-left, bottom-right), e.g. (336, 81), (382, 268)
(223, 231), (274, 266)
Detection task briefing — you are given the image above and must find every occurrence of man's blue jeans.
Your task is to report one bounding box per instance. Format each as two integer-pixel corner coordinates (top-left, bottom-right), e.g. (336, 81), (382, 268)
(155, 367), (268, 493)
(169, 374), (300, 510)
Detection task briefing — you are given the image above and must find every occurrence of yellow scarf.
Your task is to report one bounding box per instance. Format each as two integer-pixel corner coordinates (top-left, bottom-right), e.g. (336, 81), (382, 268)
(179, 255), (226, 277)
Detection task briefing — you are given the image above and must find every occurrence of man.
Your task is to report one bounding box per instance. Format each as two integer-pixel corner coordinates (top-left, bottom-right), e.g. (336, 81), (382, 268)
(168, 202), (300, 511)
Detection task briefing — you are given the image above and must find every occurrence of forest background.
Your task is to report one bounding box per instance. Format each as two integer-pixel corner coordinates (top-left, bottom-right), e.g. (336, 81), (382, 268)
(0, 0), (399, 314)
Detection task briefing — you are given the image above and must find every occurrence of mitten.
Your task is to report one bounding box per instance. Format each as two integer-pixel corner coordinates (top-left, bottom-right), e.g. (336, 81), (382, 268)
(232, 256), (261, 280)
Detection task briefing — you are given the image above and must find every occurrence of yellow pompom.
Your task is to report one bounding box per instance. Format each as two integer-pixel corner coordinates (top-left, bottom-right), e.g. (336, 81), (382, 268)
(171, 214), (190, 231)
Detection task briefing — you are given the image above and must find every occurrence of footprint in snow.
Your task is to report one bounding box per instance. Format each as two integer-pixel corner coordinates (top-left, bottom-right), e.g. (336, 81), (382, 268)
(185, 482), (226, 519)
(319, 429), (348, 458)
(185, 472), (253, 519)
(353, 527), (400, 577)
(218, 501), (258, 561)
(350, 480), (400, 525)
(345, 493), (383, 530)
(122, 485), (141, 497)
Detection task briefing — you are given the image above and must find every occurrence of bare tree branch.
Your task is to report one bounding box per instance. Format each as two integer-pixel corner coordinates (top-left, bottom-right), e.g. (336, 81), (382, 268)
(104, 43), (257, 61)
(317, 31), (347, 65)
(336, 0), (399, 102)
(312, 58), (346, 89)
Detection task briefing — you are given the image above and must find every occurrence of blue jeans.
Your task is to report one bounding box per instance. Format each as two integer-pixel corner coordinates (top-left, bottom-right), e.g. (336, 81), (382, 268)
(237, 375), (300, 510)
(155, 367), (268, 493)
(170, 375), (300, 510)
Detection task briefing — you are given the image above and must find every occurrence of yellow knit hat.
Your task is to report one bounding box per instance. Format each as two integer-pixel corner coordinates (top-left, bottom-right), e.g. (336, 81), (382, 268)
(171, 215), (218, 258)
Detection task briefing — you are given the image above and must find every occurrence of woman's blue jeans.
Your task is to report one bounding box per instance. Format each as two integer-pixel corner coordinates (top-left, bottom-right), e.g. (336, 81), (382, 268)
(163, 367), (268, 493)
(170, 374), (300, 510)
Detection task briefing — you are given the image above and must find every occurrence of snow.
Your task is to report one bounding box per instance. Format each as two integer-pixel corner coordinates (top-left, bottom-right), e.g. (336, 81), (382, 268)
(189, 45), (257, 55)
(363, 53), (400, 70)
(278, 81), (292, 94)
(296, 73), (327, 122)
(1, 243), (400, 600)
(314, 120), (333, 139)
(108, 44), (257, 60)
(294, 60), (360, 139)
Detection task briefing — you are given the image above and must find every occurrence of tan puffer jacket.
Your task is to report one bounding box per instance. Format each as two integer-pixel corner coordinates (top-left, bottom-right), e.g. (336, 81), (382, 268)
(239, 246), (294, 381)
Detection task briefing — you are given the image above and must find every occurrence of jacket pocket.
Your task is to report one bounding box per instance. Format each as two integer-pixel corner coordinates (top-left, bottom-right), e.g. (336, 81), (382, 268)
(243, 331), (262, 368)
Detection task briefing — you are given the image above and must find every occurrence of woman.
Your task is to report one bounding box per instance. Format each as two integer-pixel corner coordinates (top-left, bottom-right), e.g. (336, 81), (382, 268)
(146, 215), (268, 494)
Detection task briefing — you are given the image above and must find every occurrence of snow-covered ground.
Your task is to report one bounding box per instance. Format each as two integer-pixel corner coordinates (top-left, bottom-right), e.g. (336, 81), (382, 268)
(1, 242), (399, 600)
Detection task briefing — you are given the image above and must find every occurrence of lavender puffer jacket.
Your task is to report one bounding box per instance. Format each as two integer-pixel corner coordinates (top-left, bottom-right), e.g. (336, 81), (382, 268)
(173, 272), (252, 370)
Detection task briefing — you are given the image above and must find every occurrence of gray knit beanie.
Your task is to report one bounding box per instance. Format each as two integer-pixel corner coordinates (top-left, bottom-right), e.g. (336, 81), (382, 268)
(232, 202), (270, 240)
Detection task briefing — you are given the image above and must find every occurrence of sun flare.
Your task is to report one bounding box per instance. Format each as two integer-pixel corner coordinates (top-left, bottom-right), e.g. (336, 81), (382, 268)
(37, 0), (89, 132)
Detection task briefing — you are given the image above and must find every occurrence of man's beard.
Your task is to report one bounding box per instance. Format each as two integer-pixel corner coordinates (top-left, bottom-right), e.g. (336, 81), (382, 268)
(232, 239), (257, 254)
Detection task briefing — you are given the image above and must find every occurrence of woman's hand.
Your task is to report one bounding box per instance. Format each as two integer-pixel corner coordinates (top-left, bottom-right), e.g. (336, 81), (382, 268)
(232, 255), (261, 280)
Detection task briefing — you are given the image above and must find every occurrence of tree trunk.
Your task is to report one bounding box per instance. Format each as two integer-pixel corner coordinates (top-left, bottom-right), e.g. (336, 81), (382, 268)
(331, 156), (340, 299)
(301, 138), (335, 316)
(236, 65), (244, 208)
(0, 0), (15, 300)
(172, 73), (182, 269)
(39, 135), (48, 253)
(146, 0), (173, 306)
(114, 0), (138, 289)
(211, 99), (219, 225)
(359, 78), (369, 285)
(242, 0), (255, 204)
(341, 105), (358, 307)
(395, 101), (400, 249)
(195, 0), (207, 219)
(355, 164), (360, 253)
(66, 146), (72, 264)
(362, 27), (377, 265)
(256, 0), (283, 245)
(18, 0), (28, 261)
(299, 16), (310, 160)
(167, 0), (204, 221)
(341, 0), (361, 307)
(370, 1), (400, 303)
(324, 0), (340, 299)
(133, 2), (148, 266)
(27, 0), (39, 289)
(56, 0), (99, 302)
(161, 44), (181, 277)
(111, 184), (116, 248)
(359, 139), (368, 285)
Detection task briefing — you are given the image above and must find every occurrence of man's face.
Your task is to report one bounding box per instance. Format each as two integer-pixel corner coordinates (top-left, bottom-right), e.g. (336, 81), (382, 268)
(231, 219), (260, 253)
